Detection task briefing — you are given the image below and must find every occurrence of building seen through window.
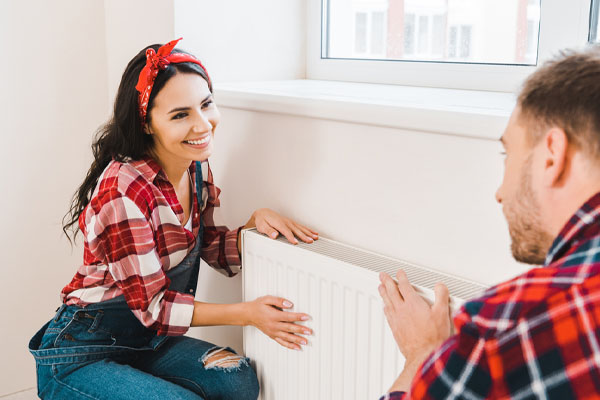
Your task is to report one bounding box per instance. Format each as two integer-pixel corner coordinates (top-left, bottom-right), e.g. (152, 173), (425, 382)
(326, 0), (541, 65)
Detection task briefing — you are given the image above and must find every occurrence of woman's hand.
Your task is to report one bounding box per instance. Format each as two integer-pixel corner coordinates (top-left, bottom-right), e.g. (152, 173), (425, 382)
(244, 208), (318, 245)
(245, 295), (313, 350)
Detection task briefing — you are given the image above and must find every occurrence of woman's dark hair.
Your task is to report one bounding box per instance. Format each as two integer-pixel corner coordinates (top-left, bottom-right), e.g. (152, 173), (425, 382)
(63, 44), (211, 241)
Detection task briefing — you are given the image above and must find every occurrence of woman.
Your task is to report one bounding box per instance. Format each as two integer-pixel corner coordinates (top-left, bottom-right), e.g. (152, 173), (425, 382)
(28, 38), (317, 399)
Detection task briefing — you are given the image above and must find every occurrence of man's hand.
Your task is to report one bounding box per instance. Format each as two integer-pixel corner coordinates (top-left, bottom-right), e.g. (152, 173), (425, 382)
(378, 270), (452, 392)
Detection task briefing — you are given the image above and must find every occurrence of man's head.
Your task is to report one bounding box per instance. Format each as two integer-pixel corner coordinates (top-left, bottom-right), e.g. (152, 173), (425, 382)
(496, 46), (600, 265)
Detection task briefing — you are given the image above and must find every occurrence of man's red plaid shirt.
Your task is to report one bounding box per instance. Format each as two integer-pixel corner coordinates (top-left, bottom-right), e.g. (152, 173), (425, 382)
(61, 157), (242, 336)
(383, 192), (600, 399)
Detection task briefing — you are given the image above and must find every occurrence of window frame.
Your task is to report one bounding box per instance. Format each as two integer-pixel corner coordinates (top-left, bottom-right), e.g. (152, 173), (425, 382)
(307, 0), (593, 92)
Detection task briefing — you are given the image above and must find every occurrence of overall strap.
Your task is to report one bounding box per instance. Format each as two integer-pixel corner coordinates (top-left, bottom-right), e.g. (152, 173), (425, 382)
(182, 161), (205, 295)
(195, 161), (204, 213)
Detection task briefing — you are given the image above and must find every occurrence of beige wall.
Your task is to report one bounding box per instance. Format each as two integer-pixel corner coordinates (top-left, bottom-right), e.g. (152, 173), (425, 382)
(174, 0), (306, 83)
(0, 0), (174, 395)
(192, 102), (527, 356)
(1, 0), (526, 396)
(0, 0), (108, 395)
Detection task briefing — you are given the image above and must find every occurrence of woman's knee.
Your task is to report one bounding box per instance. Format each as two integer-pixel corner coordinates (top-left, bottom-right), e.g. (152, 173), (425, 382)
(201, 348), (259, 400)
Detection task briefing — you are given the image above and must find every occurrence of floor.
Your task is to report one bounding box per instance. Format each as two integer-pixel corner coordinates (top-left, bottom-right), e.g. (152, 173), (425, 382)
(0, 388), (36, 399)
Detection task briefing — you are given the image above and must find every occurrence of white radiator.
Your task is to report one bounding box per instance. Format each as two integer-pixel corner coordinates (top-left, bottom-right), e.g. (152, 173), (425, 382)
(242, 229), (487, 400)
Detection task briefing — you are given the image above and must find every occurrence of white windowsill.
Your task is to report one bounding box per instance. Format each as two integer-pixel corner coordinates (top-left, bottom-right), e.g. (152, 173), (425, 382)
(214, 80), (516, 141)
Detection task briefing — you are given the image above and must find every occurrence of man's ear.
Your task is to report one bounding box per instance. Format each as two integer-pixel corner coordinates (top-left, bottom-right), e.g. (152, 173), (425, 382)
(542, 127), (569, 187)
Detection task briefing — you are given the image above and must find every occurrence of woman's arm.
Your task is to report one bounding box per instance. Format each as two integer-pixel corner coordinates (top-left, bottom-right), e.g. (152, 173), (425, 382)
(191, 296), (313, 350)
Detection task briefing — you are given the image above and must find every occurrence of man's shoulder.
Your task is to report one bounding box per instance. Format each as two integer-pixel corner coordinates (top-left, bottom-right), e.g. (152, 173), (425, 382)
(456, 263), (600, 337)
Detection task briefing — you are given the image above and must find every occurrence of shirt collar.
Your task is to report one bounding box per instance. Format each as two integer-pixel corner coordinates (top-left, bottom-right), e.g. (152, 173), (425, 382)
(545, 191), (600, 266)
(129, 155), (197, 182)
(128, 156), (164, 183)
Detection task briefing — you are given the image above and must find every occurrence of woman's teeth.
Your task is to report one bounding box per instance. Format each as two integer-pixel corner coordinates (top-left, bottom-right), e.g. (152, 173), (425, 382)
(185, 136), (210, 145)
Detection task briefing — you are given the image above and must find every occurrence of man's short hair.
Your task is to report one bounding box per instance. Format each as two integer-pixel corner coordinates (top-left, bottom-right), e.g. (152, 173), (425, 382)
(518, 45), (600, 158)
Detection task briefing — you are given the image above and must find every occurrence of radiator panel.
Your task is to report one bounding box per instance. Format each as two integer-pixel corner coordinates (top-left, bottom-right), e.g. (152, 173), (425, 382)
(242, 229), (486, 399)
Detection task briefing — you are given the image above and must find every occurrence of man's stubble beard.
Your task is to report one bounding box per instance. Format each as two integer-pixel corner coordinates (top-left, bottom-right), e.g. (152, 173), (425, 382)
(505, 157), (555, 265)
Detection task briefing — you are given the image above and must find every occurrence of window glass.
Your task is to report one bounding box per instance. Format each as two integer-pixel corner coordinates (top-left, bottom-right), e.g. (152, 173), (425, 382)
(325, 0), (541, 65)
(591, 0), (599, 43)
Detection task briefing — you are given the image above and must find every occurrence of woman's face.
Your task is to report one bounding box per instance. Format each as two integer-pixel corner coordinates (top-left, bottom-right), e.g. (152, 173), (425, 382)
(147, 72), (219, 170)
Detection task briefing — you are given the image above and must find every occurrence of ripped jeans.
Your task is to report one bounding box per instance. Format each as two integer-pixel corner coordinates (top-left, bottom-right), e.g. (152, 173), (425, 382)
(29, 304), (259, 400)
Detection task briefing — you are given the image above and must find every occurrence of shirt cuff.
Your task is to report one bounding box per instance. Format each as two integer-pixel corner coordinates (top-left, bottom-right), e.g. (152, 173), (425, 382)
(157, 291), (195, 336)
(225, 226), (243, 267)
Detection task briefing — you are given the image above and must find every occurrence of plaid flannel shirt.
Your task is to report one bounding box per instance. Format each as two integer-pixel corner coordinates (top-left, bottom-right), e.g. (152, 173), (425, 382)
(383, 192), (600, 399)
(61, 157), (242, 336)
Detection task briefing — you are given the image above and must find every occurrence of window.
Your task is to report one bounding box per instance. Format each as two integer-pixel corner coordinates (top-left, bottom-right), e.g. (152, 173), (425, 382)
(308, 0), (595, 91)
(591, 0), (600, 43)
(325, 0), (540, 65)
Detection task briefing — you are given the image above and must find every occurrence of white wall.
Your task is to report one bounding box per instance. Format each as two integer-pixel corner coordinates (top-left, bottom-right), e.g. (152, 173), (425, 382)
(0, 0), (175, 395)
(174, 1), (527, 353)
(175, 0), (309, 353)
(104, 0), (175, 104)
(209, 108), (525, 285)
(0, 1), (109, 395)
(1, 0), (527, 395)
(173, 0), (306, 83)
(195, 102), (527, 355)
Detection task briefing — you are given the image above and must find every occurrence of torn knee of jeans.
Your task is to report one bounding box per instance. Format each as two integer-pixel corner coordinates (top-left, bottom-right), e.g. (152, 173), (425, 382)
(200, 346), (249, 372)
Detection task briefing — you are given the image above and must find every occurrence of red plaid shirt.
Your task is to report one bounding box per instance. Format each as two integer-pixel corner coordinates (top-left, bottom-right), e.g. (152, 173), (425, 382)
(61, 157), (242, 336)
(383, 192), (600, 400)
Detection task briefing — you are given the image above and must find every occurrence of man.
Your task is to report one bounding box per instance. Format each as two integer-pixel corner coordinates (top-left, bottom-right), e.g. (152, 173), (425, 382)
(379, 46), (600, 399)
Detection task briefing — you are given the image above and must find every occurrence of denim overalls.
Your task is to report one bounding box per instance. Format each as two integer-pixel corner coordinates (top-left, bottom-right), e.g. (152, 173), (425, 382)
(28, 162), (259, 400)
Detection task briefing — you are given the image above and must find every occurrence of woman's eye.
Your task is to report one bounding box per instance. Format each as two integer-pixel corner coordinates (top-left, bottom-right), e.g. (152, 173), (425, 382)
(172, 112), (188, 120)
(201, 100), (213, 109)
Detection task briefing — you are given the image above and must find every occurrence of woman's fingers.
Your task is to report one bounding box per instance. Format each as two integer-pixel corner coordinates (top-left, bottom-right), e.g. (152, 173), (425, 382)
(280, 310), (311, 322)
(256, 220), (280, 239)
(274, 337), (301, 351)
(265, 218), (298, 244)
(253, 208), (319, 243)
(289, 224), (314, 243)
(277, 331), (308, 346)
(261, 295), (294, 309)
(293, 222), (319, 241)
(277, 322), (313, 336)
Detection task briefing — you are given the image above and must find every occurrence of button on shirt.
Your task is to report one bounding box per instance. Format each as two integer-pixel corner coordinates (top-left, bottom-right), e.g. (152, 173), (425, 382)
(61, 157), (242, 336)
(383, 192), (600, 399)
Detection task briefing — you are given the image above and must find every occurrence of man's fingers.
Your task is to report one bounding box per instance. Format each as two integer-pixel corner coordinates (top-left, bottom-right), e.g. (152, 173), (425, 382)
(395, 269), (417, 301)
(378, 283), (394, 312)
(380, 272), (405, 308)
(432, 283), (450, 316)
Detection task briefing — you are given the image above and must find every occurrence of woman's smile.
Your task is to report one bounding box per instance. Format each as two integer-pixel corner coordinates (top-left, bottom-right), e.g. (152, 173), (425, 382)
(184, 134), (212, 148)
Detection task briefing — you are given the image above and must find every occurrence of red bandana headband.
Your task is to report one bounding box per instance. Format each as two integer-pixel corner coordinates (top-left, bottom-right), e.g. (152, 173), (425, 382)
(135, 37), (211, 125)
